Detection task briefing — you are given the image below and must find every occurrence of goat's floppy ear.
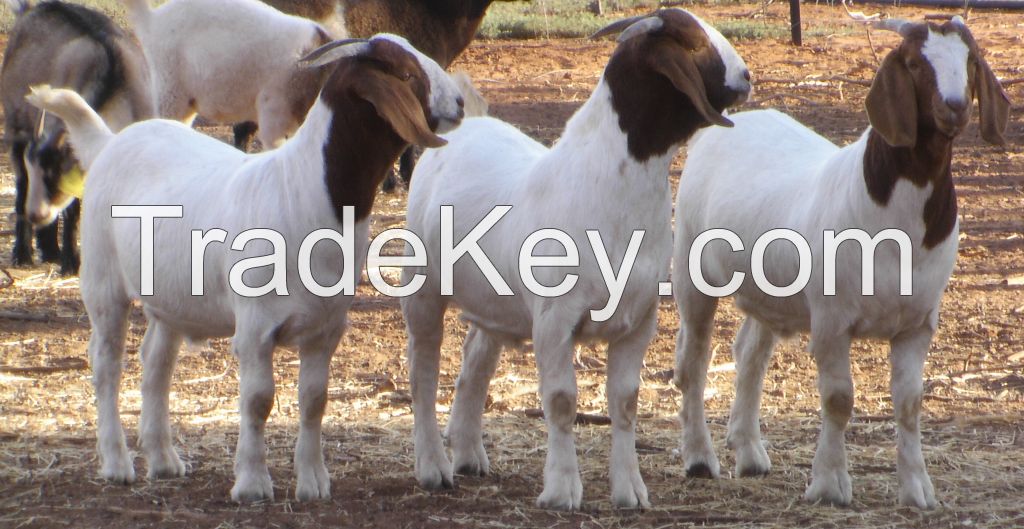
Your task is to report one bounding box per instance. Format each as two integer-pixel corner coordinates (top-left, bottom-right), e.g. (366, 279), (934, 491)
(974, 56), (1010, 145)
(866, 51), (917, 148)
(352, 70), (446, 148)
(649, 45), (733, 127)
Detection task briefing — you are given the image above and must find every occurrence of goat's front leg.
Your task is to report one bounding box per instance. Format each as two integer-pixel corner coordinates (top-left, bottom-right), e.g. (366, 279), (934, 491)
(890, 325), (937, 509)
(727, 317), (777, 477)
(605, 310), (656, 509)
(59, 199), (81, 275)
(533, 320), (582, 511)
(673, 286), (721, 478)
(404, 292), (452, 490)
(804, 329), (854, 506)
(230, 330), (277, 502)
(294, 331), (342, 501)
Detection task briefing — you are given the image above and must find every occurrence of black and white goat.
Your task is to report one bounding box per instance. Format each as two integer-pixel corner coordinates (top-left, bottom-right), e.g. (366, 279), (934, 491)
(26, 34), (464, 503)
(671, 17), (1009, 508)
(402, 9), (750, 510)
(2, 0), (153, 274)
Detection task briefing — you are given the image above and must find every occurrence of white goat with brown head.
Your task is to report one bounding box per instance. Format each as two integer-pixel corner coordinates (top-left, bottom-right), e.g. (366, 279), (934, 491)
(671, 16), (1009, 509)
(403, 9), (750, 510)
(26, 34), (463, 504)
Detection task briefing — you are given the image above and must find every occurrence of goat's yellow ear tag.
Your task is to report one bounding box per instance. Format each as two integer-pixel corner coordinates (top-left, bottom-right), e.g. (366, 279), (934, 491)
(58, 166), (85, 199)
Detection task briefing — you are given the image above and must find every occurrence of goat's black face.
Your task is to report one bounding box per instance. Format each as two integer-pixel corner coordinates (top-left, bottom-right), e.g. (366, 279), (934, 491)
(25, 133), (76, 226)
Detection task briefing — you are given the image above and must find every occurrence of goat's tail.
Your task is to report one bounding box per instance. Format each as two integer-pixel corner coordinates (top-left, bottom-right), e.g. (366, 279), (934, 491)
(119, 0), (151, 31)
(4, 0), (31, 16)
(25, 85), (114, 171)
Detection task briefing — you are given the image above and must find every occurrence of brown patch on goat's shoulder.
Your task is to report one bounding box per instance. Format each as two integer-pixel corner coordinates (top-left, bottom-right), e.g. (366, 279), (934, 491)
(863, 131), (957, 249)
(318, 39), (433, 223)
(603, 10), (731, 161)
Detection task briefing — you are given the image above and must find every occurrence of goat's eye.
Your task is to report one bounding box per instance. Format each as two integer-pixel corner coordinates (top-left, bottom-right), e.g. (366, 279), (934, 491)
(401, 72), (413, 81)
(906, 59), (922, 72)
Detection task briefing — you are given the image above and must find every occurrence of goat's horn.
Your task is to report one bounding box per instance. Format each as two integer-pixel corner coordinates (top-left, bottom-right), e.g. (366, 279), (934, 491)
(34, 108), (46, 140)
(590, 14), (663, 42)
(871, 18), (914, 37)
(299, 38), (370, 68)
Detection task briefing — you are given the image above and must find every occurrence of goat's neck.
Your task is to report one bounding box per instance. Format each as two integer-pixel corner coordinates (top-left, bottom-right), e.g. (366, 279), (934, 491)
(549, 81), (677, 193)
(862, 127), (957, 249)
(284, 98), (407, 225)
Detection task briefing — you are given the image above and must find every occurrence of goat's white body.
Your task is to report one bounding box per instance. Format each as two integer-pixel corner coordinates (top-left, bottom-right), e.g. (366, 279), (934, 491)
(405, 81), (673, 509)
(677, 109), (957, 335)
(126, 0), (330, 147)
(29, 32), (465, 504)
(75, 100), (362, 500)
(83, 106), (364, 341)
(673, 109), (956, 508)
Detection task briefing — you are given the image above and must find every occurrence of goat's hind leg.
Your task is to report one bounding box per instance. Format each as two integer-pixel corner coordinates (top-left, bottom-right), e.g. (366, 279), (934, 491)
(293, 329), (343, 501)
(85, 290), (134, 483)
(448, 325), (502, 477)
(673, 284), (721, 478)
(727, 317), (777, 477)
(138, 319), (186, 479)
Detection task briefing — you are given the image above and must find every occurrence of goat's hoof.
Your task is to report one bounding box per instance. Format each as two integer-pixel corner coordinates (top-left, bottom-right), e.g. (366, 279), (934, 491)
(452, 440), (489, 477)
(898, 472), (936, 509)
(611, 473), (650, 510)
(146, 450), (186, 479)
(231, 471), (274, 503)
(11, 246), (33, 266)
(536, 472), (583, 511)
(805, 469), (853, 507)
(100, 458), (136, 485)
(684, 461), (719, 479)
(295, 464), (331, 501)
(734, 442), (772, 477)
(59, 254), (80, 276)
(415, 452), (454, 490)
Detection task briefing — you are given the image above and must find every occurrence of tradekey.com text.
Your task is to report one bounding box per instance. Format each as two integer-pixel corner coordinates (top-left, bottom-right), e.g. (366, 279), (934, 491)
(114, 205), (914, 322)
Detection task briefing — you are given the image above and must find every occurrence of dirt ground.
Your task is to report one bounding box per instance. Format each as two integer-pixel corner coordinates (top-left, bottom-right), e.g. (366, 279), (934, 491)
(1, 4), (1022, 528)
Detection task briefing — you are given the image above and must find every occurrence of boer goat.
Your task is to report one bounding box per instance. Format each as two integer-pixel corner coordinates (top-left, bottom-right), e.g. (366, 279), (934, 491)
(402, 9), (750, 510)
(27, 34), (464, 502)
(672, 16), (1009, 509)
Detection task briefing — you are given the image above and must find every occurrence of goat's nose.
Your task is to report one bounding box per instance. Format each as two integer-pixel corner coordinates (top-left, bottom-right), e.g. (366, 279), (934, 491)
(456, 95), (465, 109)
(742, 69), (751, 82)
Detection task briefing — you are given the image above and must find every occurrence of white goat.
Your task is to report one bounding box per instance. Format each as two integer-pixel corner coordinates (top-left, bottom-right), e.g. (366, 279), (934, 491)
(121, 0), (333, 149)
(672, 17), (1009, 509)
(402, 9), (751, 510)
(26, 34), (464, 503)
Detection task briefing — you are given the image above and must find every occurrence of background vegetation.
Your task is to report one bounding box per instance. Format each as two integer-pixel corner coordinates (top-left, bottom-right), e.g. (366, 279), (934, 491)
(0, 0), (851, 42)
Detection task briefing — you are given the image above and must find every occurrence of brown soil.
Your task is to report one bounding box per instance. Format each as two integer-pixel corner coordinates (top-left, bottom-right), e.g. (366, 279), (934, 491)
(1, 4), (1022, 528)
